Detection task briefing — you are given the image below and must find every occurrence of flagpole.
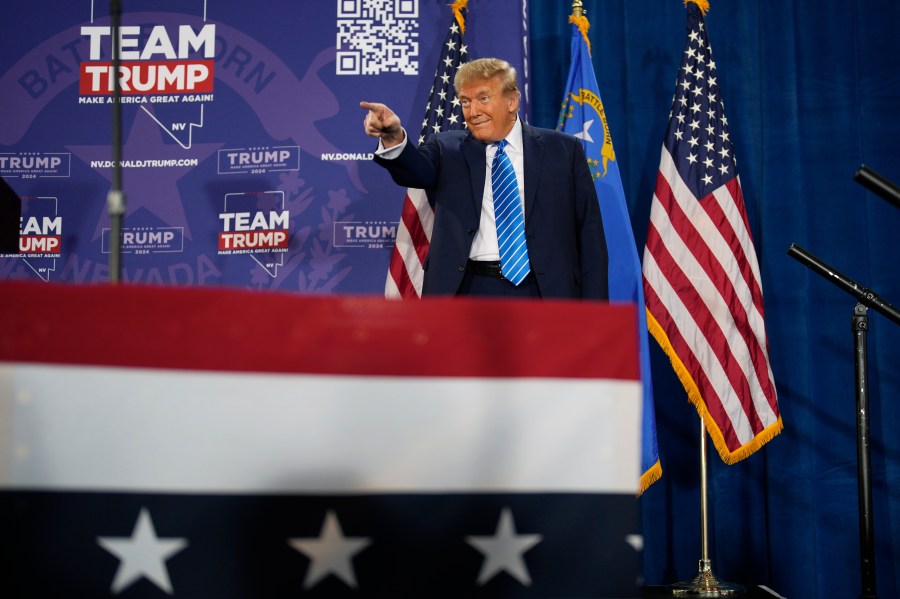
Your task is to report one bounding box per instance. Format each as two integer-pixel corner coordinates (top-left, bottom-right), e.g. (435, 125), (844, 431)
(641, 0), (780, 593)
(670, 417), (744, 596)
(571, 0), (583, 18)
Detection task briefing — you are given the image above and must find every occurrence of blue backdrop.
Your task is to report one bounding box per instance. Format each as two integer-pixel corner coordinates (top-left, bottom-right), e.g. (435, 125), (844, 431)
(530, 1), (900, 597)
(0, 0), (529, 291)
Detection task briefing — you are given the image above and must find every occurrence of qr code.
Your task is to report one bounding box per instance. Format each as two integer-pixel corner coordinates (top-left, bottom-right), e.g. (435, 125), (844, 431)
(336, 0), (419, 76)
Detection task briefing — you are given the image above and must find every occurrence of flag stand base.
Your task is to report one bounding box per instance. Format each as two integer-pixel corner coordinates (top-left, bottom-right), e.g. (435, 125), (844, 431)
(670, 419), (745, 597)
(670, 559), (745, 596)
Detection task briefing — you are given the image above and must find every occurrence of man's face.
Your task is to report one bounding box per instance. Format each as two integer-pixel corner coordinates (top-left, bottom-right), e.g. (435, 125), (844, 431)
(458, 75), (519, 143)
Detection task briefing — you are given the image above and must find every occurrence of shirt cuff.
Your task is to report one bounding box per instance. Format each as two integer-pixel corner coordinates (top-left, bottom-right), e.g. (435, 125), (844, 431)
(375, 128), (408, 159)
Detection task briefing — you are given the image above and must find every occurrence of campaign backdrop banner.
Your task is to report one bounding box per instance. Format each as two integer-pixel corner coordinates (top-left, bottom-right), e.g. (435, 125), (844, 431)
(0, 282), (642, 596)
(0, 0), (530, 292)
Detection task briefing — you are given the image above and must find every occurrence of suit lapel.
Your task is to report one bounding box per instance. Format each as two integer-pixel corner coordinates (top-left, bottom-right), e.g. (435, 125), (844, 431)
(521, 123), (542, 227)
(461, 134), (486, 218)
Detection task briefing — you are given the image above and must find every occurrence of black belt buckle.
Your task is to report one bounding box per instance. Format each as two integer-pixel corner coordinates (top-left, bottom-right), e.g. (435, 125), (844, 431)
(467, 260), (505, 279)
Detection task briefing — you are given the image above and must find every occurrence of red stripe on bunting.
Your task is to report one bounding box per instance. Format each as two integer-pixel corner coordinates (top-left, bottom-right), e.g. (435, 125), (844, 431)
(1, 281), (639, 381)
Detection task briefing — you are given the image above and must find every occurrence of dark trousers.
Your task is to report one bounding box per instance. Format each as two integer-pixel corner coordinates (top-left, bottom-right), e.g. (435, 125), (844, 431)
(457, 269), (541, 298)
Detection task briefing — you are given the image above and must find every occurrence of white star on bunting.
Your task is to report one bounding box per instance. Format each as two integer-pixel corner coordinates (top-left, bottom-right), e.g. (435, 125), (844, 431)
(288, 510), (371, 589)
(466, 507), (543, 586)
(96, 507), (188, 595)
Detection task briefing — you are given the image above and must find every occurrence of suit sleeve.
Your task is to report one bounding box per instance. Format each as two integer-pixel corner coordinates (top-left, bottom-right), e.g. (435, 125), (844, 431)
(372, 137), (442, 191)
(572, 138), (610, 300)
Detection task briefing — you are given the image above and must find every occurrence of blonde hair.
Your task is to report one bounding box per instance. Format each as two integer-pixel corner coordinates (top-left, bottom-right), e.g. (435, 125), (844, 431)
(454, 58), (519, 96)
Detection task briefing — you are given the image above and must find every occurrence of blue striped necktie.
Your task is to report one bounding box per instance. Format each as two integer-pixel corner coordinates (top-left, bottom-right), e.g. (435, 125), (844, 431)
(491, 139), (530, 285)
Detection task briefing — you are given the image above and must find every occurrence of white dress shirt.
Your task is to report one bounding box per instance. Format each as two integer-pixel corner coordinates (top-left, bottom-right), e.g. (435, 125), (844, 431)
(469, 118), (525, 261)
(375, 118), (526, 261)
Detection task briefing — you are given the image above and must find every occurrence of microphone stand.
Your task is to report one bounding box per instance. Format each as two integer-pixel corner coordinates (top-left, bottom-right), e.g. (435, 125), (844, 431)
(107, 0), (125, 283)
(855, 165), (900, 211)
(786, 244), (898, 599)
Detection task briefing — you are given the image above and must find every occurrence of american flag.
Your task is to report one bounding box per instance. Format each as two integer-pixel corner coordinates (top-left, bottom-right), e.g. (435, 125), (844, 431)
(641, 1), (782, 462)
(385, 2), (469, 299)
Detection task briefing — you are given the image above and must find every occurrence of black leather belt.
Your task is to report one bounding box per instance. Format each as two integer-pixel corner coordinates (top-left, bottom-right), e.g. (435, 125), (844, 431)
(466, 260), (505, 278)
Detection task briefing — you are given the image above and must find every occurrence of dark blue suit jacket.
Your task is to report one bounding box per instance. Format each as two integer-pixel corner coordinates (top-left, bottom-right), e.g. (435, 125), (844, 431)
(374, 123), (608, 299)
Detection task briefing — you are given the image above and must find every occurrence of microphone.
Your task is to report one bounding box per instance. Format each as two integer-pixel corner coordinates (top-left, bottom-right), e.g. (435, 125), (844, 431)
(854, 165), (900, 210)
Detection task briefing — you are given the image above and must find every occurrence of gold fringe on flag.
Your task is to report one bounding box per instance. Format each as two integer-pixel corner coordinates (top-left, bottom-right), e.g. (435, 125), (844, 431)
(639, 457), (663, 496)
(684, 0), (710, 15)
(645, 309), (783, 465)
(451, 0), (468, 34)
(569, 14), (591, 56)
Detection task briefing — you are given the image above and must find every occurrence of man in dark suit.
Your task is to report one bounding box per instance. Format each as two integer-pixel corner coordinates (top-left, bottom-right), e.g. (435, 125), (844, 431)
(361, 58), (608, 300)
